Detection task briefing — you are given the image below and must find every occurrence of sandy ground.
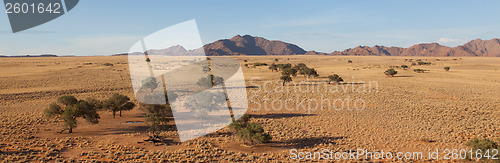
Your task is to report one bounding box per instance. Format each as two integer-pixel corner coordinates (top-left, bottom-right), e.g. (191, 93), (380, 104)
(0, 56), (499, 162)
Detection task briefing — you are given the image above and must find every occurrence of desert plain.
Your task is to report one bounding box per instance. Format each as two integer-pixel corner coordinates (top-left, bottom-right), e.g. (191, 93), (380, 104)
(0, 55), (499, 162)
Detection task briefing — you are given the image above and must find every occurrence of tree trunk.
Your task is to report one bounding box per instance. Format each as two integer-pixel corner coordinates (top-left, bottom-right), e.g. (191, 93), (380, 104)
(68, 127), (73, 133)
(113, 112), (116, 118)
(119, 110), (122, 117)
(282, 81), (285, 86)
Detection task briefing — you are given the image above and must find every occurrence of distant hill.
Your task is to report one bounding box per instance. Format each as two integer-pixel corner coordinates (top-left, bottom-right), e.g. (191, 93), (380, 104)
(0, 54), (58, 58)
(203, 35), (307, 56)
(331, 38), (500, 57)
(118, 35), (500, 57)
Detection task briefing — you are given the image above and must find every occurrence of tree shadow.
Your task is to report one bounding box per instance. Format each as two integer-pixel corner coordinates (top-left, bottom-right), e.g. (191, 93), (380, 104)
(338, 82), (368, 85)
(251, 113), (316, 119)
(270, 136), (346, 149)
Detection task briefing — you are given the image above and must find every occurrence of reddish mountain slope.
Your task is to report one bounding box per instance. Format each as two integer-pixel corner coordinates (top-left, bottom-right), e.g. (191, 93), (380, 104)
(203, 35), (307, 56)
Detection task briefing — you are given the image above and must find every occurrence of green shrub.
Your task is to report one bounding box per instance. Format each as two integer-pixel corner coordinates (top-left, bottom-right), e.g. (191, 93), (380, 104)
(401, 65), (409, 69)
(44, 95), (100, 133)
(103, 93), (135, 118)
(197, 75), (224, 87)
(444, 67), (450, 71)
(229, 114), (272, 146)
(254, 62), (268, 66)
(103, 63), (114, 66)
(299, 67), (319, 77)
(417, 61), (431, 65)
(280, 75), (292, 86)
(384, 68), (397, 77)
(348, 60), (353, 63)
(465, 138), (499, 161)
(281, 68), (297, 76)
(268, 63), (278, 72)
(294, 63), (308, 71)
(328, 74), (343, 84)
(413, 69), (428, 73)
(277, 63), (292, 70)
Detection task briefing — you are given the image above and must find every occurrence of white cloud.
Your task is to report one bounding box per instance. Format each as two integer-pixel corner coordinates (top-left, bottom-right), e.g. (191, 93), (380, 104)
(438, 37), (467, 46)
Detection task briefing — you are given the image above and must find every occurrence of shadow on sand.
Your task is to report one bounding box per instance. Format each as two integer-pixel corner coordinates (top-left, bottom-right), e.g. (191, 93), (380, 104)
(251, 113), (316, 119)
(271, 136), (346, 149)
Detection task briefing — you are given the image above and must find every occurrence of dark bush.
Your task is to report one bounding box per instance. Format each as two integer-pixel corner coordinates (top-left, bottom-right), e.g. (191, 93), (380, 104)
(254, 62), (268, 66)
(384, 68), (398, 77)
(328, 74), (344, 84)
(229, 114), (272, 146)
(413, 69), (428, 73)
(465, 138), (499, 161)
(417, 61), (431, 65)
(281, 68), (297, 76)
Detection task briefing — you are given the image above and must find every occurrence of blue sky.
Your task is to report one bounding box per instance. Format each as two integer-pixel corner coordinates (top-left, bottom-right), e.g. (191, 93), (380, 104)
(1, 0), (500, 56)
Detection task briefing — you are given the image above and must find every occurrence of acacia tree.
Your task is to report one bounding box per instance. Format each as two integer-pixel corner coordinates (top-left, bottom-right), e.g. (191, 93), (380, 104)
(277, 63), (292, 71)
(185, 91), (226, 119)
(281, 68), (297, 77)
(328, 74), (344, 84)
(143, 103), (172, 140)
(300, 68), (319, 77)
(44, 95), (100, 133)
(229, 114), (272, 146)
(268, 63), (278, 72)
(280, 75), (292, 86)
(197, 75), (224, 87)
(103, 93), (135, 118)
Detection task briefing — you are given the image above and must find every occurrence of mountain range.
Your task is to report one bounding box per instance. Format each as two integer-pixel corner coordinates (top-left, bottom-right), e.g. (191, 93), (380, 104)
(201, 35), (500, 57)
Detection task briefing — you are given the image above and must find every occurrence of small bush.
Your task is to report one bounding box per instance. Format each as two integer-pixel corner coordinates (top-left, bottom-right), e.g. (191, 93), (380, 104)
(299, 67), (319, 77)
(275, 58), (279, 62)
(243, 60), (248, 62)
(229, 114), (272, 146)
(197, 75), (224, 87)
(254, 62), (268, 66)
(444, 67), (450, 71)
(103, 63), (114, 66)
(417, 61), (431, 65)
(281, 68), (297, 76)
(348, 60), (353, 63)
(465, 138), (499, 161)
(268, 63), (278, 72)
(280, 75), (292, 86)
(328, 74), (343, 84)
(401, 65), (409, 69)
(414, 69), (428, 73)
(384, 68), (397, 77)
(277, 63), (292, 70)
